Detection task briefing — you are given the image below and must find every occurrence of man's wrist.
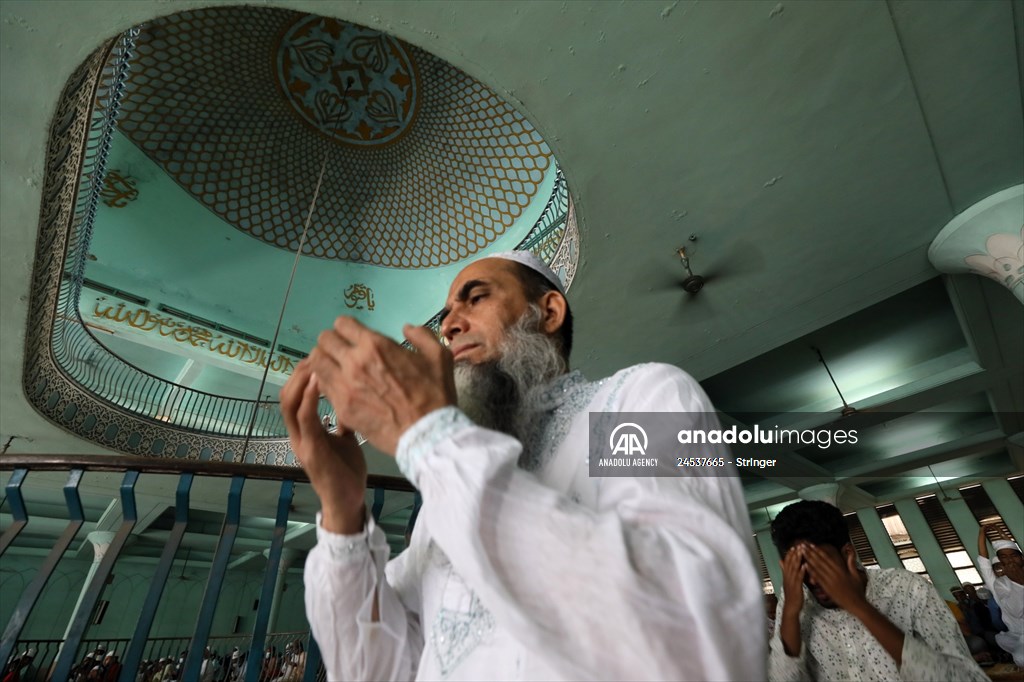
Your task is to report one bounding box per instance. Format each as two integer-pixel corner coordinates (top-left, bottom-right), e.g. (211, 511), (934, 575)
(396, 406), (471, 484)
(320, 504), (366, 535)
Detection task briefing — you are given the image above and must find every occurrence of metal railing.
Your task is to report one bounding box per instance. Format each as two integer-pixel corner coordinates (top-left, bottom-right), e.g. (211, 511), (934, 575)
(6, 632), (325, 682)
(0, 455), (417, 682)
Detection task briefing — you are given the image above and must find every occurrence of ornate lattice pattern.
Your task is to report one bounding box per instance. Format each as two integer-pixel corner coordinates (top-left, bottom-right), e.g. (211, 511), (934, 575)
(114, 7), (552, 267)
(24, 35), (295, 465)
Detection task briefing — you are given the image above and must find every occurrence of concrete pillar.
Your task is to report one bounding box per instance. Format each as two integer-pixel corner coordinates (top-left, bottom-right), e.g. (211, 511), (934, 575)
(755, 532), (783, 595)
(980, 479), (1024, 543)
(267, 548), (300, 633)
(855, 507), (901, 569)
(61, 531), (116, 641)
(938, 497), (984, 570)
(892, 499), (958, 591)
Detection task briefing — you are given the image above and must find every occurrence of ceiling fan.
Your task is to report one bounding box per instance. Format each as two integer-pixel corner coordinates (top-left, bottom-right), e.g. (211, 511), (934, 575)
(675, 245), (707, 294)
(648, 234), (763, 303)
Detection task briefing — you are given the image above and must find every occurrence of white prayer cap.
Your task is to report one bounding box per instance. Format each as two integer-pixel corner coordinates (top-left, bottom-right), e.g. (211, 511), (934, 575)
(993, 539), (1021, 553)
(479, 251), (564, 294)
(977, 586), (992, 600)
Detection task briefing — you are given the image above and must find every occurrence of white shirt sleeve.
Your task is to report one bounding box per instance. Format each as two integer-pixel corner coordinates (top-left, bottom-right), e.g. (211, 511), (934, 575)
(396, 366), (766, 681)
(977, 555), (997, 593)
(303, 513), (423, 681)
(767, 595), (811, 682)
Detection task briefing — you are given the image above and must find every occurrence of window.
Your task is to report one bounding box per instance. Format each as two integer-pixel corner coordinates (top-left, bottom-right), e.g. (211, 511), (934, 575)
(844, 512), (879, 567)
(946, 550), (982, 585)
(916, 494), (982, 584)
(959, 484), (1018, 542)
(876, 503), (930, 581)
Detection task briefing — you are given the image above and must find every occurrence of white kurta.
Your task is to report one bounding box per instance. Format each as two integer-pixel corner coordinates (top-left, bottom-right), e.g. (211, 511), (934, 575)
(768, 568), (987, 682)
(977, 556), (1024, 666)
(304, 363), (765, 681)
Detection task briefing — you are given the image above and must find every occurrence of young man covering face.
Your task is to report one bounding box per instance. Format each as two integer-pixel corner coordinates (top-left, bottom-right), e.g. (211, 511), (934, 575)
(768, 500), (987, 682)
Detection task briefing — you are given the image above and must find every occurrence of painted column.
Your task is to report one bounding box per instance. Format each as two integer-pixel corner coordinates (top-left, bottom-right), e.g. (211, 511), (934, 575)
(756, 533), (783, 595)
(928, 184), (1023, 303)
(267, 548), (300, 633)
(981, 479), (1024, 542)
(855, 507), (901, 569)
(61, 531), (116, 641)
(892, 499), (958, 590)
(938, 497), (984, 570)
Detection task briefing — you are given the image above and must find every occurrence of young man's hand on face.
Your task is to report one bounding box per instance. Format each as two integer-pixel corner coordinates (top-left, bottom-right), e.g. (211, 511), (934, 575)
(780, 544), (806, 615)
(779, 544), (806, 657)
(802, 544), (867, 612)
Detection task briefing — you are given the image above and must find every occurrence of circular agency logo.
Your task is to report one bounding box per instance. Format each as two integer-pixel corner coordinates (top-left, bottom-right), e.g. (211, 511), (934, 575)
(609, 422), (649, 456)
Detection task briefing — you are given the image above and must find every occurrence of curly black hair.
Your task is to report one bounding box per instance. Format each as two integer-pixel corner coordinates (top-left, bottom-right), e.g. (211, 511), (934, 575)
(770, 499), (851, 555)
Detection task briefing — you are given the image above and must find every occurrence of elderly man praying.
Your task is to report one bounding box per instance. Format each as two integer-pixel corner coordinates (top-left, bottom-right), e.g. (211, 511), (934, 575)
(281, 252), (764, 681)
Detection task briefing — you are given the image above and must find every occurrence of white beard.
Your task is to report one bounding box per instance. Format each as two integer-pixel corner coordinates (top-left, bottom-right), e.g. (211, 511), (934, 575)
(454, 304), (566, 440)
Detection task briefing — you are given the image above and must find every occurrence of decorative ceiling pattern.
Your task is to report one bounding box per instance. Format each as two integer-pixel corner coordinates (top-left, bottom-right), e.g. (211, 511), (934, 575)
(114, 7), (552, 267)
(276, 17), (419, 146)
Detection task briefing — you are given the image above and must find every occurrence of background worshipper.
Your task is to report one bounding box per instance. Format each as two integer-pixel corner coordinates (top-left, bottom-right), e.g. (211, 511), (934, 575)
(948, 586), (997, 663)
(976, 585), (1009, 634)
(977, 523), (1024, 666)
(282, 251), (765, 681)
(767, 500), (987, 681)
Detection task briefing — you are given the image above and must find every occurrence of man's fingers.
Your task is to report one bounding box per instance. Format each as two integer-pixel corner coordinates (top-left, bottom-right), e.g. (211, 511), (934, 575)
(403, 324), (445, 356)
(309, 346), (343, 386)
(280, 362), (313, 440)
(296, 374), (324, 440)
(316, 328), (352, 365)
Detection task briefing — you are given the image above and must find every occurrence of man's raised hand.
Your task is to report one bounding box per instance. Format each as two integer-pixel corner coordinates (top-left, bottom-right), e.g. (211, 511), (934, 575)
(308, 317), (456, 456)
(280, 359), (367, 534)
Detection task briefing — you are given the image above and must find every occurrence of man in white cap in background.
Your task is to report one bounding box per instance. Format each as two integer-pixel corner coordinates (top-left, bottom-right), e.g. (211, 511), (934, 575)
(977, 523), (1024, 666)
(283, 251), (764, 681)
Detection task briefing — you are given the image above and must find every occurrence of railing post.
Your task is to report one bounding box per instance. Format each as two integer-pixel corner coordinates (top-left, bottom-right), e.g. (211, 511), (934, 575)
(245, 480), (293, 682)
(301, 633), (322, 682)
(181, 475), (245, 682)
(406, 491), (422, 539)
(0, 469), (29, 556)
(0, 470), (84, 667)
(119, 473), (193, 682)
(51, 471), (139, 680)
(51, 471), (138, 675)
(371, 487), (385, 523)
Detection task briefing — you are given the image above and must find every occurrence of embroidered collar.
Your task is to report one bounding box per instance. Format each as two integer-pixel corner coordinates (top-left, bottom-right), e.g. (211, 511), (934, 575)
(528, 370), (589, 412)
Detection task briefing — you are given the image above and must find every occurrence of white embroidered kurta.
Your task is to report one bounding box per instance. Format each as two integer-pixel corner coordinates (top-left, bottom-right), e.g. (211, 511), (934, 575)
(768, 568), (988, 681)
(977, 556), (1024, 666)
(305, 363), (765, 681)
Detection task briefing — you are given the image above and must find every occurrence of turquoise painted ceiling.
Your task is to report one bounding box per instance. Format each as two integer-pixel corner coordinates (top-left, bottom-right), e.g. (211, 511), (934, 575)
(84, 130), (556, 352)
(1, 1), (1023, 546)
